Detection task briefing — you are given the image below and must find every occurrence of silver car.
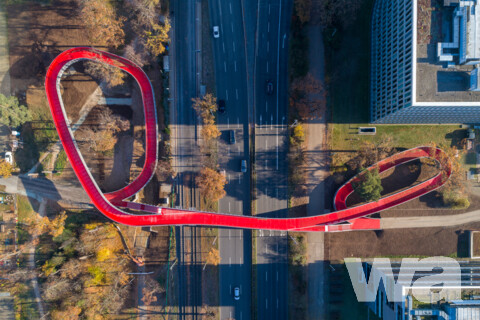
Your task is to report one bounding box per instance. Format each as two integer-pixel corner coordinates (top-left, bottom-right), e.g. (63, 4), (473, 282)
(213, 26), (220, 38)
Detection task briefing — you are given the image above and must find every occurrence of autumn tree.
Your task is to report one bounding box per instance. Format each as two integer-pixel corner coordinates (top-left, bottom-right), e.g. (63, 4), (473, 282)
(125, 38), (149, 67)
(84, 60), (126, 88)
(206, 247), (220, 266)
(290, 123), (305, 147)
(197, 167), (227, 202)
(144, 19), (171, 56)
(192, 94), (218, 124)
(295, 0), (312, 24)
(77, 0), (126, 48)
(348, 135), (395, 171)
(352, 168), (383, 202)
(0, 94), (32, 127)
(0, 160), (12, 178)
(192, 94), (221, 142)
(290, 73), (326, 119)
(76, 107), (130, 153)
(318, 0), (362, 29)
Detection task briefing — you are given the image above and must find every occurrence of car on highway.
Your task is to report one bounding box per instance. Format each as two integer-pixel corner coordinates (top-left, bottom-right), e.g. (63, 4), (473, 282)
(234, 286), (240, 300)
(241, 160), (247, 173)
(218, 99), (226, 114)
(229, 130), (236, 144)
(213, 26), (220, 38)
(266, 80), (274, 95)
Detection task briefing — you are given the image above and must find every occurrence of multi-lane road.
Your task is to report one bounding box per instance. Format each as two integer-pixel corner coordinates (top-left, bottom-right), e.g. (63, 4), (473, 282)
(172, 0), (202, 318)
(209, 0), (252, 319)
(254, 1), (292, 319)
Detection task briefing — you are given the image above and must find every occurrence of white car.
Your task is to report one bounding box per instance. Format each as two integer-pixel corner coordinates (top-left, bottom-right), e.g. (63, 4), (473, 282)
(241, 160), (247, 173)
(4, 152), (13, 165)
(213, 26), (220, 38)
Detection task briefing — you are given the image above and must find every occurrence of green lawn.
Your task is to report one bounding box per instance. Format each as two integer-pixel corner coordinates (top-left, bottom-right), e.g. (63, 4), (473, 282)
(16, 195), (36, 223)
(332, 124), (465, 152)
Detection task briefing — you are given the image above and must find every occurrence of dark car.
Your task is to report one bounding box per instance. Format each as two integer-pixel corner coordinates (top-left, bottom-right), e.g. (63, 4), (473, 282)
(218, 99), (226, 114)
(266, 80), (274, 95)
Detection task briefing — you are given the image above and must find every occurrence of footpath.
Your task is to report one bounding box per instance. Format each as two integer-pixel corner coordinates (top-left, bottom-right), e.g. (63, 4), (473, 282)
(0, 3), (10, 95)
(304, 25), (328, 320)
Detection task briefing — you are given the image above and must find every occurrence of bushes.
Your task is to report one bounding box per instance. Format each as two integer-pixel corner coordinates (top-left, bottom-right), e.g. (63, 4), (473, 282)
(54, 150), (67, 175)
(441, 190), (470, 210)
(352, 168), (383, 202)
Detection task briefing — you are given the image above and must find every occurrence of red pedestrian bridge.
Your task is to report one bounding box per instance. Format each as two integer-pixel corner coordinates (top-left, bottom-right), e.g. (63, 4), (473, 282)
(45, 48), (452, 232)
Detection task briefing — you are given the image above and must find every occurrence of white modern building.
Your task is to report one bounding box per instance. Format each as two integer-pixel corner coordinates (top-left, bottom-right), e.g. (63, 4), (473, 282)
(371, 0), (480, 123)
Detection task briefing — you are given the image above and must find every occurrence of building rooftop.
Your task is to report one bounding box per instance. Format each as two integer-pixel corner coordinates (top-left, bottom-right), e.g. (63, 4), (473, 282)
(415, 0), (480, 104)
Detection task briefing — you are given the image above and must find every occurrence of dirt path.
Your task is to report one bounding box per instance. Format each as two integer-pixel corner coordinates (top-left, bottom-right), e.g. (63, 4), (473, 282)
(28, 197), (46, 318)
(304, 25), (328, 320)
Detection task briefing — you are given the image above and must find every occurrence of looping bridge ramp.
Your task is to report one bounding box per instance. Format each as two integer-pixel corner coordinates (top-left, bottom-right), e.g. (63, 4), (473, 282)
(45, 48), (452, 232)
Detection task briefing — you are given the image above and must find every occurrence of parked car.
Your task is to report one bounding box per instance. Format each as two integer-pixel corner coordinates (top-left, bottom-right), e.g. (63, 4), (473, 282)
(234, 286), (240, 300)
(229, 130), (236, 144)
(4, 152), (12, 165)
(213, 26), (220, 38)
(266, 80), (274, 95)
(218, 99), (226, 114)
(241, 160), (247, 173)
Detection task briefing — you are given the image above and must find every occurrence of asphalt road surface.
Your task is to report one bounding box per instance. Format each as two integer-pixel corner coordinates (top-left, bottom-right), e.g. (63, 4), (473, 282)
(254, 0), (292, 319)
(172, 0), (202, 318)
(208, 0), (252, 319)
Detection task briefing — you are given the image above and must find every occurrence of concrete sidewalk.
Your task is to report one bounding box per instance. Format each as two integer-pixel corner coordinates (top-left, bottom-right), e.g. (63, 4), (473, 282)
(0, 4), (10, 95)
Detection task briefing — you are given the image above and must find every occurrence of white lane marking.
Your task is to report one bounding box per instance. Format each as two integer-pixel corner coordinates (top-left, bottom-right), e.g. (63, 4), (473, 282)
(265, 139), (268, 149)
(238, 173), (241, 184)
(237, 145), (240, 153)
(270, 230), (273, 236)
(282, 33), (287, 48)
(271, 115), (273, 130)
(226, 89), (229, 100)
(267, 41), (269, 52)
(228, 202), (231, 212)
(224, 61), (227, 73)
(227, 117), (230, 128)
(237, 117), (240, 128)
(234, 61), (237, 72)
(266, 61), (269, 73)
(268, 3), (271, 14)
(276, 0), (282, 171)
(229, 257), (231, 266)
(233, 41), (236, 52)
(236, 88), (239, 100)
(219, 0), (223, 17)
(265, 244), (268, 254)
(265, 186), (268, 195)
(229, 2), (232, 14)
(276, 271), (279, 282)
(230, 284), (232, 292)
(266, 271), (268, 282)
(268, 22), (270, 33)
(231, 22), (234, 33)
(265, 159), (268, 170)
(230, 311), (232, 318)
(223, 42), (226, 53)
(277, 299), (279, 309)
(260, 114), (263, 126)
(241, 312), (243, 320)
(227, 173), (230, 182)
